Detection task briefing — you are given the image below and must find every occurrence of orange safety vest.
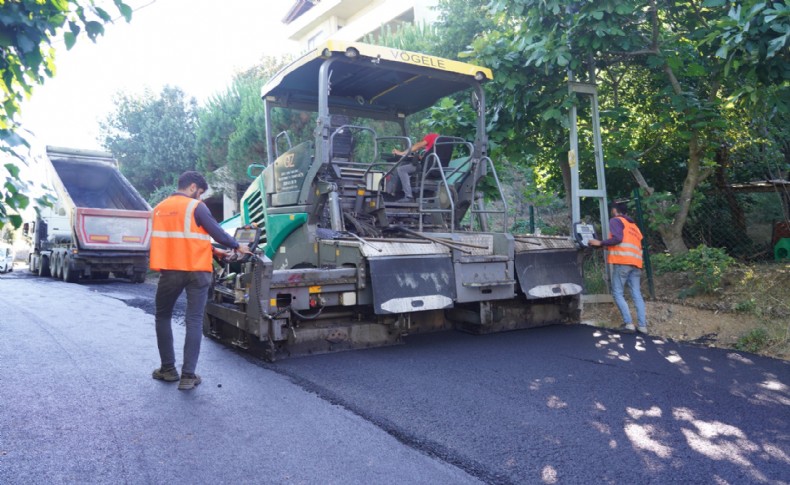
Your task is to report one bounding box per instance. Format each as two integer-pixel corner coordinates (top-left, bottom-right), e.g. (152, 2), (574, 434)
(606, 216), (644, 269)
(150, 195), (213, 272)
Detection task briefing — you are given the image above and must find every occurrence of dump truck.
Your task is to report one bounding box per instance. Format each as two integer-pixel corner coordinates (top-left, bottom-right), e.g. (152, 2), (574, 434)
(25, 146), (152, 283)
(204, 41), (585, 361)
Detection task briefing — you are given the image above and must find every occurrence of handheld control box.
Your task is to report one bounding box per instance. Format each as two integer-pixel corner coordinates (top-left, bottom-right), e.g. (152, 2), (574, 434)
(573, 222), (597, 248)
(234, 226), (262, 250)
(230, 226), (263, 263)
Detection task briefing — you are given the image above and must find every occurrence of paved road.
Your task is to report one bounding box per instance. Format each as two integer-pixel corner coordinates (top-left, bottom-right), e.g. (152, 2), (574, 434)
(0, 271), (477, 485)
(2, 269), (789, 484)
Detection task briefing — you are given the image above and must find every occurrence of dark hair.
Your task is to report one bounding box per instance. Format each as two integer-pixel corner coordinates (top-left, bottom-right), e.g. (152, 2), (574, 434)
(177, 171), (208, 191)
(612, 202), (628, 215)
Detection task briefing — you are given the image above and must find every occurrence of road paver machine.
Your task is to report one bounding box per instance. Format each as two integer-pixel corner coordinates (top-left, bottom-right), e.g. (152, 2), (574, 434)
(204, 41), (583, 360)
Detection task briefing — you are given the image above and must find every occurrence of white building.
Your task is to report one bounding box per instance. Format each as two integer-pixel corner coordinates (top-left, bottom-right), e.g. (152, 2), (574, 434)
(283, 0), (439, 50)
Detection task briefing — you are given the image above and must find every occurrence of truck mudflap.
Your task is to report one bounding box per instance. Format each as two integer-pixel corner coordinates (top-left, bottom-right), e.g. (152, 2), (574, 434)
(368, 255), (456, 314)
(515, 249), (583, 299)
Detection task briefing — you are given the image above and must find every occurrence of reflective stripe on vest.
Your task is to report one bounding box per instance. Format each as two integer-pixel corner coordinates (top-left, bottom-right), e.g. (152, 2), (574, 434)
(606, 217), (644, 269)
(150, 197), (213, 272)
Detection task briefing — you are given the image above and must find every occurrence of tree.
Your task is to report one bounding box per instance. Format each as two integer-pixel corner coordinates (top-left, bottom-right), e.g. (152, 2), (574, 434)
(468, 0), (790, 253)
(1, 0), (131, 229)
(370, 8), (561, 229)
(196, 56), (299, 184)
(100, 86), (198, 200)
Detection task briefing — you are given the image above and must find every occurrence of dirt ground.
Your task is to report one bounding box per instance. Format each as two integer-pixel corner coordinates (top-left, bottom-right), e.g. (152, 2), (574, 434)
(581, 262), (790, 361)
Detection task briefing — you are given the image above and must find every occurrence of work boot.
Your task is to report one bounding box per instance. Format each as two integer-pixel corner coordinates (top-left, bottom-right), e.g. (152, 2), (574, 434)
(152, 366), (179, 382)
(637, 326), (648, 334)
(622, 323), (636, 332)
(178, 373), (202, 391)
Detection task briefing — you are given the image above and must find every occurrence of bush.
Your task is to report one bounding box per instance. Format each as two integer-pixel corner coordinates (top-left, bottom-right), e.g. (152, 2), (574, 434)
(651, 245), (735, 294)
(735, 328), (771, 353)
(686, 245), (736, 293)
(652, 252), (688, 274)
(582, 253), (607, 294)
(734, 298), (757, 313)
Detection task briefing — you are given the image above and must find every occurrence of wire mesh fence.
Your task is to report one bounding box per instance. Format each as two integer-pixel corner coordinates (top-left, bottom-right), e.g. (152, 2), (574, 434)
(506, 184), (790, 300)
(680, 191), (789, 262)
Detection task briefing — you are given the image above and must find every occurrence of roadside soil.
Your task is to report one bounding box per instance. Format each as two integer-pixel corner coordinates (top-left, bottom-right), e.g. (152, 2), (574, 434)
(582, 262), (790, 361)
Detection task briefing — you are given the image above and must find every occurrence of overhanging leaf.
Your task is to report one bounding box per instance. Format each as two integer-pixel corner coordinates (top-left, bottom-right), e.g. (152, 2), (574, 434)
(64, 31), (76, 50)
(3, 163), (20, 179)
(119, 4), (133, 22)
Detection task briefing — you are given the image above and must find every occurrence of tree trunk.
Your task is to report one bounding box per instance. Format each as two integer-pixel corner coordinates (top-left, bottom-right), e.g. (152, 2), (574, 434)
(657, 133), (711, 254)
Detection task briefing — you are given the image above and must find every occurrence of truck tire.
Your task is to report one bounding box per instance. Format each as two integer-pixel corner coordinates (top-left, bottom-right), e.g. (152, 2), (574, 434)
(51, 253), (62, 279)
(131, 271), (147, 284)
(38, 256), (51, 277)
(62, 255), (81, 283)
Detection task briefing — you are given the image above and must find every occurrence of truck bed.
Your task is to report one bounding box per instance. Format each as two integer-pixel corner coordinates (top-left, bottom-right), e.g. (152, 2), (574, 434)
(51, 159), (149, 211)
(46, 150), (152, 251)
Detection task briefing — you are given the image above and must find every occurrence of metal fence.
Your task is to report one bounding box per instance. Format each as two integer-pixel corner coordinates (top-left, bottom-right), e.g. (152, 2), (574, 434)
(639, 190), (790, 263)
(515, 188), (790, 262)
(511, 186), (790, 301)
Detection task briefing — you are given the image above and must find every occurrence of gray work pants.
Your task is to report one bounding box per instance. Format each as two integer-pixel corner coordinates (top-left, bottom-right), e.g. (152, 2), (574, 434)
(155, 270), (212, 374)
(397, 163), (417, 198)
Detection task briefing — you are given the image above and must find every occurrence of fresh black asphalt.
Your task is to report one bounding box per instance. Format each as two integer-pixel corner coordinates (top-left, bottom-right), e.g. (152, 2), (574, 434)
(2, 270), (789, 484)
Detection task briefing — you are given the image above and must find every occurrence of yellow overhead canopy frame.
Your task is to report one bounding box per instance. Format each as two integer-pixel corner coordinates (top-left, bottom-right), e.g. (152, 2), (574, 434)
(261, 41), (493, 118)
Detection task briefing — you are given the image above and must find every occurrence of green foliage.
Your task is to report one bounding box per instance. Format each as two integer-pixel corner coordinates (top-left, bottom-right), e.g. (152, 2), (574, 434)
(195, 57), (294, 185)
(639, 191), (682, 231)
(735, 298), (757, 313)
(583, 253), (608, 294)
(226, 74), (268, 178)
(459, 0), (790, 254)
(652, 253), (689, 274)
(435, 0), (493, 59)
(365, 22), (442, 56)
(652, 245), (736, 293)
(704, 1), (790, 105)
(0, 0), (131, 131)
(100, 86), (198, 198)
(147, 183), (177, 208)
(0, 0), (131, 229)
(422, 97), (478, 141)
(735, 327), (772, 353)
(1, 157), (30, 229)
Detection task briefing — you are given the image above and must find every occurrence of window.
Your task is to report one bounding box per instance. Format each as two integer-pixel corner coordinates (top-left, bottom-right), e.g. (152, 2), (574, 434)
(307, 30), (325, 50)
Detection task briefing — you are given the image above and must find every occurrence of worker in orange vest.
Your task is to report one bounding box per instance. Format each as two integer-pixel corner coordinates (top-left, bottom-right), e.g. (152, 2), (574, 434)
(589, 202), (647, 333)
(149, 171), (252, 390)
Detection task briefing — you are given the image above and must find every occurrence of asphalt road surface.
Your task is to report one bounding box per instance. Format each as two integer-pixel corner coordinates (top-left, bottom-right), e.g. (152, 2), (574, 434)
(2, 268), (789, 484)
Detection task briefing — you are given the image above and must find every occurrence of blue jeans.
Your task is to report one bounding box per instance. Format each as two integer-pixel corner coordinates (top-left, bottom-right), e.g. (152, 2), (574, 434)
(155, 270), (212, 374)
(611, 264), (646, 327)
